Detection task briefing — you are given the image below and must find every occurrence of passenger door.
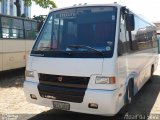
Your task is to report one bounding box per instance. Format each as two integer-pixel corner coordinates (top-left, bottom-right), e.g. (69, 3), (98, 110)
(117, 14), (129, 106)
(118, 15), (128, 86)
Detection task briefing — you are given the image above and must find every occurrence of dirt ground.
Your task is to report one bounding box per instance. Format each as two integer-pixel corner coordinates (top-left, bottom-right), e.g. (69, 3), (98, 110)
(0, 62), (160, 120)
(0, 69), (50, 119)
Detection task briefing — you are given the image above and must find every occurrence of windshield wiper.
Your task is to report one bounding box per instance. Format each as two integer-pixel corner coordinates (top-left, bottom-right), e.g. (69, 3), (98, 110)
(35, 47), (71, 56)
(67, 45), (104, 56)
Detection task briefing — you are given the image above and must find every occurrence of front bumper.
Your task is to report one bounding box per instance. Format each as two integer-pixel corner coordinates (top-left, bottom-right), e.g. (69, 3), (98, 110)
(24, 81), (120, 116)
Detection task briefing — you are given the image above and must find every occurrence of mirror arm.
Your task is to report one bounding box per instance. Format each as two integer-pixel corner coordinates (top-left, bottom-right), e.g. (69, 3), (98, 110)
(128, 31), (133, 50)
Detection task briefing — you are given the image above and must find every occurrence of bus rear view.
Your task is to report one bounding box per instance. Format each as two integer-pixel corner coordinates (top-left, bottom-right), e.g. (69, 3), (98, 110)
(24, 4), (158, 116)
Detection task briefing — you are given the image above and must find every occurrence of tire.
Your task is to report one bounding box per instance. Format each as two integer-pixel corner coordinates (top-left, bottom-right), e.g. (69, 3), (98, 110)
(149, 65), (154, 82)
(126, 80), (134, 104)
(151, 65), (154, 76)
(118, 80), (134, 115)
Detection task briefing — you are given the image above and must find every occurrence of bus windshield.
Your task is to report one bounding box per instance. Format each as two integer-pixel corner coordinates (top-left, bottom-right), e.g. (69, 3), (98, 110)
(32, 6), (117, 58)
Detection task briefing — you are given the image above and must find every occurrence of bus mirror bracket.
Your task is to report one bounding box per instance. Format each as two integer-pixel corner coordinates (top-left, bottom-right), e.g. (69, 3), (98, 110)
(125, 14), (135, 31)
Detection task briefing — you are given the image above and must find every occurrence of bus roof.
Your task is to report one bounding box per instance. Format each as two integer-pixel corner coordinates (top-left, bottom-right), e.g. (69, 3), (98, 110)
(50, 3), (122, 13)
(48, 3), (155, 27)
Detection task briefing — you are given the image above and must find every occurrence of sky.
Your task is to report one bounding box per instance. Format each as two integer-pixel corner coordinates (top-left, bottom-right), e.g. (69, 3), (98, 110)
(31, 0), (160, 22)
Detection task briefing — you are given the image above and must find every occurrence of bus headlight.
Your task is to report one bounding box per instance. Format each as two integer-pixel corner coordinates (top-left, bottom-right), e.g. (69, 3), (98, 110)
(25, 70), (34, 78)
(95, 76), (116, 84)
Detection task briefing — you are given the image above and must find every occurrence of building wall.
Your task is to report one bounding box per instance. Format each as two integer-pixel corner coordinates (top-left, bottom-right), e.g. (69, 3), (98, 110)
(0, 0), (31, 18)
(1, 0), (8, 14)
(24, 6), (31, 18)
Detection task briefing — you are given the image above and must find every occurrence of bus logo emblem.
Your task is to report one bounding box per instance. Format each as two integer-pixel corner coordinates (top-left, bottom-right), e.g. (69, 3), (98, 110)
(58, 76), (63, 82)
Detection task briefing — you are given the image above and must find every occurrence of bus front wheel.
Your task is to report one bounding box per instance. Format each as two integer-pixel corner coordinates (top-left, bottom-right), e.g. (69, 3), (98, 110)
(118, 80), (134, 115)
(149, 65), (154, 82)
(126, 80), (134, 104)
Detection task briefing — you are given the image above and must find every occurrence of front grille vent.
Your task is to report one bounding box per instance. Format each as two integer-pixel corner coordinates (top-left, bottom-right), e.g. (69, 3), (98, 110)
(38, 73), (90, 103)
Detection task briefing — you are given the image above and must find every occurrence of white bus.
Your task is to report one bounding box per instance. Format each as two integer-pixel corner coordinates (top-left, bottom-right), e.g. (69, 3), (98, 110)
(24, 4), (158, 116)
(0, 14), (38, 71)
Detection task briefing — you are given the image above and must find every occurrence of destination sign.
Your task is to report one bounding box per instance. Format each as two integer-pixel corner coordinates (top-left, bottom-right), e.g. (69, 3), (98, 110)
(59, 12), (76, 18)
(55, 11), (76, 18)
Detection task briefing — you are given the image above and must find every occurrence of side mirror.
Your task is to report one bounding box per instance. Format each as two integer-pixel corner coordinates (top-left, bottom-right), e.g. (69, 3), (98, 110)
(126, 14), (135, 31)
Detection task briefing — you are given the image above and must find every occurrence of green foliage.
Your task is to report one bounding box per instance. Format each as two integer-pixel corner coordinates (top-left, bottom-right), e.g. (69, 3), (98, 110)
(21, 13), (27, 18)
(24, 0), (57, 9)
(33, 15), (47, 31)
(33, 15), (47, 22)
(0, 0), (57, 9)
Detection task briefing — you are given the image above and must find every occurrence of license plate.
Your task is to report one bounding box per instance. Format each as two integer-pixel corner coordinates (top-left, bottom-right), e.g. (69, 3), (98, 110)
(53, 101), (70, 110)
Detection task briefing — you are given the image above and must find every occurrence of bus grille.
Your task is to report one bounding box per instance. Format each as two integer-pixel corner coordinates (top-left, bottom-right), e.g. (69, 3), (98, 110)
(38, 73), (90, 103)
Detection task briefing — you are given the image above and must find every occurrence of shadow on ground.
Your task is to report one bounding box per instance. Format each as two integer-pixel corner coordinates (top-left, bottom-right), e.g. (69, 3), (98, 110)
(28, 75), (160, 120)
(127, 75), (160, 115)
(0, 68), (25, 88)
(28, 110), (117, 120)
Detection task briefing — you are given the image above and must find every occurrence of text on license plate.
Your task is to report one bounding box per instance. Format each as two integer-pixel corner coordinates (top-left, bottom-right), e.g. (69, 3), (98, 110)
(53, 101), (70, 110)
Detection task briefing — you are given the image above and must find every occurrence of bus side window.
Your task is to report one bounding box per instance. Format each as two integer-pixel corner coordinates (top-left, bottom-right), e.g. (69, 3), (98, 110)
(129, 15), (157, 52)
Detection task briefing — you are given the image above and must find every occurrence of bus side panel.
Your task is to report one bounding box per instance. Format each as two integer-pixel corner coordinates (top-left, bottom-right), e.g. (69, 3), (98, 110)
(2, 39), (26, 70)
(117, 55), (128, 109)
(0, 39), (2, 71)
(25, 40), (35, 61)
(26, 40), (35, 52)
(124, 15), (158, 93)
(126, 50), (154, 92)
(2, 52), (26, 71)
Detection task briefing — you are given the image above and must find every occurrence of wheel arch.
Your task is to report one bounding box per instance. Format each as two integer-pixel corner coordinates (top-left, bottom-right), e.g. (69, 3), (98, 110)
(125, 72), (138, 96)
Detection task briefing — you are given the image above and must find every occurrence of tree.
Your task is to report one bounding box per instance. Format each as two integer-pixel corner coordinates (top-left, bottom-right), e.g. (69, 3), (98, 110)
(0, 0), (57, 17)
(33, 15), (47, 31)
(14, 0), (21, 16)
(21, 13), (27, 18)
(33, 15), (46, 22)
